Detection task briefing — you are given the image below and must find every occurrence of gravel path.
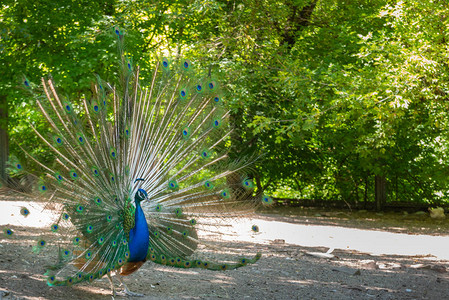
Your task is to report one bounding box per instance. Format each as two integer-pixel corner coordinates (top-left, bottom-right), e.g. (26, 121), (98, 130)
(1, 205), (448, 299)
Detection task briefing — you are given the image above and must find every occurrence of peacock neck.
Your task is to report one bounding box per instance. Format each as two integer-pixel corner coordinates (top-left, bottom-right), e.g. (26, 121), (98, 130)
(134, 200), (144, 227)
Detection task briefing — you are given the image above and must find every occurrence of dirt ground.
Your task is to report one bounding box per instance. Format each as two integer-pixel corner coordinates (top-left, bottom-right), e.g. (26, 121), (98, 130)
(1, 207), (449, 300)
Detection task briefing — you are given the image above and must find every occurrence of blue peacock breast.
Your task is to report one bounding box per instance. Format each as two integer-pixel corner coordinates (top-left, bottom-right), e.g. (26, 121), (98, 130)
(127, 194), (150, 262)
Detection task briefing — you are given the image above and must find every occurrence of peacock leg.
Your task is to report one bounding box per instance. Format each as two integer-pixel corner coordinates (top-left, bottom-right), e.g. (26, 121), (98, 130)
(107, 273), (117, 298)
(116, 275), (144, 297)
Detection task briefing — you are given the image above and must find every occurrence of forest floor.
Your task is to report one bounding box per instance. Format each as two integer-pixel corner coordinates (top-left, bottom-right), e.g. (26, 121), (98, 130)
(1, 205), (449, 300)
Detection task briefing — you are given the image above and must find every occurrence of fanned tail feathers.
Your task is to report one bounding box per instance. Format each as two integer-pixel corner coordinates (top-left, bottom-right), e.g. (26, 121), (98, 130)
(2, 34), (269, 287)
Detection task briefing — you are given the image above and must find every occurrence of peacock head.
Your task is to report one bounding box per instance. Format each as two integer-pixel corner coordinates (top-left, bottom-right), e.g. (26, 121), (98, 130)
(135, 188), (148, 203)
(134, 178), (147, 203)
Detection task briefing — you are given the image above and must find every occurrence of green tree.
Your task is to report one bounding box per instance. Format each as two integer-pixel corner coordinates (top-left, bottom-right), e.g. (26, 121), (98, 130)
(3, 0), (449, 207)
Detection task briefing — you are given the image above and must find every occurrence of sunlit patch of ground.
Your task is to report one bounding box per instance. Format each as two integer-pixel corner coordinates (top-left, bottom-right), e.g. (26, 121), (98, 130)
(2, 200), (449, 259)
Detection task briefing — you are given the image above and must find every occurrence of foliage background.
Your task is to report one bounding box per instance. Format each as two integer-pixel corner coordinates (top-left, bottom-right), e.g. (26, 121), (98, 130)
(1, 0), (449, 208)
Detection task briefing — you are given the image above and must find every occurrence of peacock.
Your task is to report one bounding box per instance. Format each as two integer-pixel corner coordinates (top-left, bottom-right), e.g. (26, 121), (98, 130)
(1, 28), (273, 297)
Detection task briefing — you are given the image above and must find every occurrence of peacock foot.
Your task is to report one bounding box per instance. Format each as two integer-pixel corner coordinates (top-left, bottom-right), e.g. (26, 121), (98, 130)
(111, 288), (144, 298)
(109, 274), (144, 298)
(115, 290), (144, 297)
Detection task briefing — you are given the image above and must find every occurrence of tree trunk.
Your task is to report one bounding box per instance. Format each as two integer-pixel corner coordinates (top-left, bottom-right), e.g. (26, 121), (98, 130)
(0, 94), (8, 181)
(281, 0), (318, 47)
(254, 172), (264, 199)
(227, 109), (251, 201)
(375, 175), (386, 211)
(364, 175), (368, 209)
